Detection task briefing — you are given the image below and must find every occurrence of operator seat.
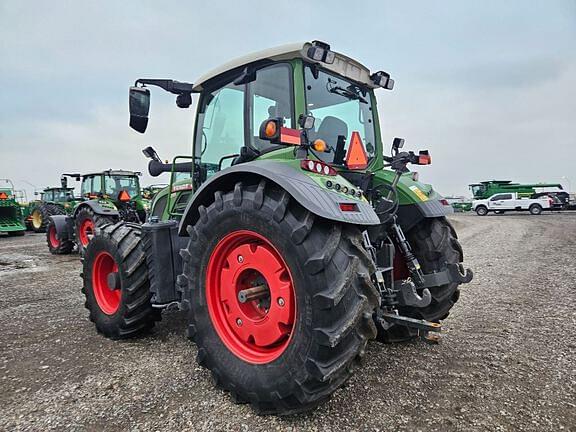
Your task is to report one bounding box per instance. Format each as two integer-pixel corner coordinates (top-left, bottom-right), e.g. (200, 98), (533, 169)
(314, 116), (348, 163)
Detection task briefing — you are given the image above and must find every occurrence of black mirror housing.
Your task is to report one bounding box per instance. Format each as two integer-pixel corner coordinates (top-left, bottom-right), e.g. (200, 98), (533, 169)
(129, 86), (151, 133)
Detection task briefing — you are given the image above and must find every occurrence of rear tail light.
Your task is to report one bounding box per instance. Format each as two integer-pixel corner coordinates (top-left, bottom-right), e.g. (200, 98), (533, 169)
(339, 203), (359, 212)
(440, 199), (449, 206)
(301, 159), (337, 176)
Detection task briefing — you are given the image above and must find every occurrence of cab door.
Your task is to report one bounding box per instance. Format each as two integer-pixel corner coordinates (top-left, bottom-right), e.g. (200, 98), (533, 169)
(489, 193), (513, 209)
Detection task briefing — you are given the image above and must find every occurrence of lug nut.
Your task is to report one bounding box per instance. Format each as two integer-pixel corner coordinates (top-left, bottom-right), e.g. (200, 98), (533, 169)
(236, 318), (243, 326)
(237, 255), (244, 263)
(277, 297), (285, 307)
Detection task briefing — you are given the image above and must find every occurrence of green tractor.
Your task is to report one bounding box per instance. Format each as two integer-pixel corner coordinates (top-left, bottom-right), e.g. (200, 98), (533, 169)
(47, 170), (149, 254)
(27, 176), (79, 233)
(0, 179), (26, 236)
(82, 41), (473, 414)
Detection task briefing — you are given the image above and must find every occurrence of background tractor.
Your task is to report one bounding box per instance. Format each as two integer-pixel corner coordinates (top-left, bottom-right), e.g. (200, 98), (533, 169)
(27, 175), (78, 233)
(0, 179), (26, 236)
(48, 170), (149, 254)
(82, 41), (472, 414)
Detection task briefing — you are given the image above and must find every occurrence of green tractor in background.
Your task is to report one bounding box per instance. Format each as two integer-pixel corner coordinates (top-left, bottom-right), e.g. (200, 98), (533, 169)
(47, 170), (149, 254)
(82, 41), (473, 414)
(0, 179), (26, 236)
(27, 175), (79, 233)
(142, 183), (169, 201)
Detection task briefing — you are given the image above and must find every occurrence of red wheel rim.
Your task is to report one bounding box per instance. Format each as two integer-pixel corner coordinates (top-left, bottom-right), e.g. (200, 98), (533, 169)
(48, 226), (60, 248)
(92, 251), (121, 315)
(79, 218), (94, 246)
(206, 230), (296, 364)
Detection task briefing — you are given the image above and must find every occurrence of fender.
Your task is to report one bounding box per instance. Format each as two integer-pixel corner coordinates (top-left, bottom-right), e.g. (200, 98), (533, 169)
(49, 214), (74, 241)
(74, 200), (120, 218)
(178, 160), (380, 236)
(372, 169), (448, 233)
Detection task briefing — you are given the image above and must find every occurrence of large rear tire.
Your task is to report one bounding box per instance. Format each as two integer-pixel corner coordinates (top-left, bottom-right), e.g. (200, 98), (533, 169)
(82, 222), (161, 339)
(377, 218), (463, 343)
(181, 180), (379, 415)
(31, 203), (64, 233)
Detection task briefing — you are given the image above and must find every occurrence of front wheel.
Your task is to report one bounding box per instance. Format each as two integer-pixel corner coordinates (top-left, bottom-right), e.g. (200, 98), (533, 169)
(46, 219), (74, 254)
(475, 206), (488, 216)
(181, 180), (379, 414)
(82, 222), (160, 339)
(75, 207), (116, 254)
(377, 218), (464, 343)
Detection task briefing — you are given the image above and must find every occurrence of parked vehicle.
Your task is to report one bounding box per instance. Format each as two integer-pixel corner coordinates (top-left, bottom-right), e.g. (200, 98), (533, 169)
(47, 170), (149, 254)
(82, 41), (473, 414)
(0, 179), (26, 236)
(27, 176), (79, 233)
(470, 180), (564, 200)
(472, 192), (552, 216)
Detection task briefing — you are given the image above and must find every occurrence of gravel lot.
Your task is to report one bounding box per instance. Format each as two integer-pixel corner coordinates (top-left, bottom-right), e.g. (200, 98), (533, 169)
(1, 213), (575, 431)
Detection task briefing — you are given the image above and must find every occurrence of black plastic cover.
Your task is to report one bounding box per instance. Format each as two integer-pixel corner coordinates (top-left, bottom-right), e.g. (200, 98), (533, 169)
(141, 220), (188, 304)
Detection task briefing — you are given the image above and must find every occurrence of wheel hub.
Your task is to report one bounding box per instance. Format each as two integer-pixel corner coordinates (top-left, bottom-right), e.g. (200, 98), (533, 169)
(206, 230), (296, 364)
(32, 210), (42, 229)
(79, 219), (95, 246)
(92, 251), (121, 315)
(48, 225), (60, 247)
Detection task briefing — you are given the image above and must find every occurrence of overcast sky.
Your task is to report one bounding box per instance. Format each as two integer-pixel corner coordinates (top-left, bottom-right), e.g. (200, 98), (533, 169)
(1, 0), (575, 198)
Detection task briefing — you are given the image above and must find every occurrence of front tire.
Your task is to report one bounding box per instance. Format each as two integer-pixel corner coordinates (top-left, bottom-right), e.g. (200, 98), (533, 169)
(75, 207), (116, 254)
(475, 206), (488, 216)
(377, 218), (464, 343)
(82, 222), (160, 339)
(46, 219), (74, 254)
(181, 180), (379, 414)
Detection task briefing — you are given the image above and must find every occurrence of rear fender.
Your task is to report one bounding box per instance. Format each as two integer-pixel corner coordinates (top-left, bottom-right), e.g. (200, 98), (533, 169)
(178, 160), (380, 236)
(74, 200), (119, 218)
(373, 169), (448, 232)
(49, 215), (74, 241)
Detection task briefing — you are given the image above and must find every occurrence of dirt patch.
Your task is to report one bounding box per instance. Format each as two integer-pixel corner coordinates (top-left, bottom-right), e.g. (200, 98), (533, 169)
(1, 218), (575, 431)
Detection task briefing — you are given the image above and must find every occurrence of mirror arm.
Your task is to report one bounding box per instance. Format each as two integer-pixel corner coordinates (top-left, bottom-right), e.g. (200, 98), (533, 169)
(135, 79), (194, 95)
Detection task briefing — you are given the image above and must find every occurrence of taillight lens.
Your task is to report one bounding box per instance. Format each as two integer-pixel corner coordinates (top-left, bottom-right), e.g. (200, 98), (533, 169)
(339, 203), (359, 212)
(300, 159), (337, 176)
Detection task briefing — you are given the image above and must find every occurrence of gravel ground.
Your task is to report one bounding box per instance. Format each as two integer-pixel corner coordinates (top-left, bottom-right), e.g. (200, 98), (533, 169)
(1, 213), (575, 431)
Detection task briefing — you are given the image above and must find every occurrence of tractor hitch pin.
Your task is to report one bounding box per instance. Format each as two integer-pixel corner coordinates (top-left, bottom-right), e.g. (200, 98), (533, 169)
(238, 285), (268, 303)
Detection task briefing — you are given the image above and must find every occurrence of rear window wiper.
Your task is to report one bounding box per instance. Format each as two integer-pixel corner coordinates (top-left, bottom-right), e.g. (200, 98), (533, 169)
(328, 85), (367, 104)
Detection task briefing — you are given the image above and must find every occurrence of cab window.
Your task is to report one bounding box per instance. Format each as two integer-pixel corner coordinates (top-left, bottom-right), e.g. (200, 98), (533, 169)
(194, 63), (293, 179)
(248, 64), (293, 151)
(196, 83), (245, 178)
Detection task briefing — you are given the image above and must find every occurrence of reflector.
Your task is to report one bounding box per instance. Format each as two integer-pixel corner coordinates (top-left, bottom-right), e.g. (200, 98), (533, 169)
(118, 190), (131, 202)
(345, 132), (369, 170)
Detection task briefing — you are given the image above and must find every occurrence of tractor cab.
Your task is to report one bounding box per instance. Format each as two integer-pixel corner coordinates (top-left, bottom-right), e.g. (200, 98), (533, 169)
(79, 170), (142, 202)
(42, 187), (75, 204)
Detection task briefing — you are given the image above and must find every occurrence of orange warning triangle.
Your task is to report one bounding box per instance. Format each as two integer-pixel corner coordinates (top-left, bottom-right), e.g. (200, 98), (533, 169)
(118, 190), (131, 201)
(0, 192), (7, 199)
(345, 131), (368, 169)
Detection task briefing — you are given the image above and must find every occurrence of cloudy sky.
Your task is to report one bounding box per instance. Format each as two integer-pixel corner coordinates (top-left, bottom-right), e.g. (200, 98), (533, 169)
(1, 0), (575, 198)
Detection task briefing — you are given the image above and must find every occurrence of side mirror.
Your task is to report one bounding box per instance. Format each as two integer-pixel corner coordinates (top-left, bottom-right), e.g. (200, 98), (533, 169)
(392, 137), (405, 154)
(129, 86), (150, 133)
(142, 146), (161, 162)
(61, 177), (68, 188)
(298, 114), (316, 130)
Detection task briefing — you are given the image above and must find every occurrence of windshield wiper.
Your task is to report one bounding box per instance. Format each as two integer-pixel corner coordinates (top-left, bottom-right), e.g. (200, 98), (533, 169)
(328, 85), (367, 104)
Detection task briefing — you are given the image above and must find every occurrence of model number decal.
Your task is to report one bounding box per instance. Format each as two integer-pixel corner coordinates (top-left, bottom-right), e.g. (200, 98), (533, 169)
(409, 186), (428, 201)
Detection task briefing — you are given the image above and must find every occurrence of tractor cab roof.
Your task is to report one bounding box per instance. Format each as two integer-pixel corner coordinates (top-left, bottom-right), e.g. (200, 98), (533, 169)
(192, 41), (377, 92)
(82, 170), (142, 178)
(44, 187), (74, 192)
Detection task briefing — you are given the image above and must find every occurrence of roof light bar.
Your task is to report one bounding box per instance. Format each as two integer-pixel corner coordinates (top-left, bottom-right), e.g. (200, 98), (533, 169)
(370, 71), (395, 90)
(307, 41), (335, 65)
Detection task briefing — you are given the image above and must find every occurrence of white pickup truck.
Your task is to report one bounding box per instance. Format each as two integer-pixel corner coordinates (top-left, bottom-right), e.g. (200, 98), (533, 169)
(472, 192), (552, 216)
